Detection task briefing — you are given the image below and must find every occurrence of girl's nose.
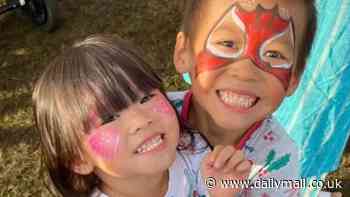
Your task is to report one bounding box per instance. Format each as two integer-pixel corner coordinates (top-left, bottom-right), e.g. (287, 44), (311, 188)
(133, 120), (153, 134)
(128, 109), (153, 134)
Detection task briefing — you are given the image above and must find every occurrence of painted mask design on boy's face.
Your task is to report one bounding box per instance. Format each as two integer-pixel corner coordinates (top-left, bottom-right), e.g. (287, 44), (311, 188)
(88, 122), (120, 161)
(196, 3), (295, 89)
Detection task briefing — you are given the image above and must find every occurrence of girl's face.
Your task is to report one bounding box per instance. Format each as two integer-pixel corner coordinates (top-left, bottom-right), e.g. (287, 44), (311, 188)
(81, 90), (179, 179)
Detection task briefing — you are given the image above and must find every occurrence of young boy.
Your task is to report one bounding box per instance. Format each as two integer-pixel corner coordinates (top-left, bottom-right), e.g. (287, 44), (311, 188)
(169, 0), (319, 196)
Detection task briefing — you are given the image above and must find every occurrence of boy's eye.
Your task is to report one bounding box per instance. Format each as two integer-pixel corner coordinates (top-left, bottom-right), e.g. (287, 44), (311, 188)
(140, 93), (155, 104)
(100, 114), (120, 125)
(264, 51), (286, 60)
(217, 41), (237, 48)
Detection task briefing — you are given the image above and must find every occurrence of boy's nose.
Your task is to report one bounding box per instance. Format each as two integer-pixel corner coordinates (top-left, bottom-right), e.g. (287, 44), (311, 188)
(226, 58), (260, 82)
(128, 109), (153, 134)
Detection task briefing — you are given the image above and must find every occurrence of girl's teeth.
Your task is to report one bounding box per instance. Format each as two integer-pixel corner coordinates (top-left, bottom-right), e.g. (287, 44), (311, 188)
(219, 90), (256, 108)
(136, 135), (163, 154)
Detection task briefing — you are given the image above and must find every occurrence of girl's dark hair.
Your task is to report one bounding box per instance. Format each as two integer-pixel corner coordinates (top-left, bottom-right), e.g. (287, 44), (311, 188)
(33, 34), (161, 196)
(180, 0), (318, 77)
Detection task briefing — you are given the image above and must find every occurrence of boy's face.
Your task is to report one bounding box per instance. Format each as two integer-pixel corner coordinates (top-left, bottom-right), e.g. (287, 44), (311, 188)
(175, 0), (307, 132)
(75, 90), (179, 179)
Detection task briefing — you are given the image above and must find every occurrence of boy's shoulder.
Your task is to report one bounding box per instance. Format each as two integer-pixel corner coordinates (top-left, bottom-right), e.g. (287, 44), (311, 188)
(245, 117), (300, 180)
(249, 117), (298, 151)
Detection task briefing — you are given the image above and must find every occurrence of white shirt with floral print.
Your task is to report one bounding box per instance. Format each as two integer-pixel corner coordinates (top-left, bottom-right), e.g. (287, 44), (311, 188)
(90, 148), (210, 197)
(167, 91), (301, 197)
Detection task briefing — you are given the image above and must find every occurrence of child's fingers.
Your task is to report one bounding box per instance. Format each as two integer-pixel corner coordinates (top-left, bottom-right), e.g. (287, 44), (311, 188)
(202, 145), (225, 169)
(213, 146), (236, 169)
(202, 151), (214, 169)
(209, 145), (225, 164)
(222, 150), (245, 173)
(235, 159), (252, 173)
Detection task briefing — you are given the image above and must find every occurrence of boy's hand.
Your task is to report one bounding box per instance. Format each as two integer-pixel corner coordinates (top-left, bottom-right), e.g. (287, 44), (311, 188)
(201, 145), (252, 197)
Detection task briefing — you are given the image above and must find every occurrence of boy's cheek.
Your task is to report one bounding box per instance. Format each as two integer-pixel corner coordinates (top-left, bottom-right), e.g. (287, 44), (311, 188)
(194, 51), (230, 91)
(195, 51), (231, 76)
(268, 68), (292, 90)
(195, 72), (219, 92)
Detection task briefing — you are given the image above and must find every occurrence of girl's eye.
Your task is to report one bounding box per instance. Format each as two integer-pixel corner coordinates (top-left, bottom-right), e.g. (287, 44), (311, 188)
(264, 51), (286, 60)
(101, 114), (120, 125)
(218, 40), (236, 48)
(140, 93), (155, 104)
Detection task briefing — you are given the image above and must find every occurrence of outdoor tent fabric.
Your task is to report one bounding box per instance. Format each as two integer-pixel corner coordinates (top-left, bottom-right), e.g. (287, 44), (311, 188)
(274, 0), (350, 179)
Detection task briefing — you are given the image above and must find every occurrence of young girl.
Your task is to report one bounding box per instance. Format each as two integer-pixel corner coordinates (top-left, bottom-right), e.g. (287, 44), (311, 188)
(33, 34), (251, 197)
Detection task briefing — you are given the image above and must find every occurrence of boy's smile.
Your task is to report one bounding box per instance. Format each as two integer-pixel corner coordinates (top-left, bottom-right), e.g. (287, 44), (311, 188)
(174, 0), (307, 142)
(216, 89), (259, 112)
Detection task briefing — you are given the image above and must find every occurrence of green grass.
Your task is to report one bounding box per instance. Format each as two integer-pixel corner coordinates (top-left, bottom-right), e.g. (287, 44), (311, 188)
(0, 0), (349, 196)
(1, 1), (183, 196)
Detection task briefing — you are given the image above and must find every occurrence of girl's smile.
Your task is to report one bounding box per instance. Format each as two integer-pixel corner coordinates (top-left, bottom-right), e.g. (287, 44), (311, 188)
(135, 133), (166, 154)
(82, 90), (179, 178)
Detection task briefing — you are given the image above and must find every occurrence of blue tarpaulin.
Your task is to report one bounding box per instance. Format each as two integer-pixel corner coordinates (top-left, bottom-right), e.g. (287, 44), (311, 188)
(274, 0), (350, 178)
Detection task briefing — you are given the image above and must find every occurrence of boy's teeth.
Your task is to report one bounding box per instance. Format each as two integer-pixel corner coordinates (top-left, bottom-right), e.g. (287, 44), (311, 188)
(239, 0), (257, 11)
(136, 135), (163, 154)
(219, 90), (257, 109)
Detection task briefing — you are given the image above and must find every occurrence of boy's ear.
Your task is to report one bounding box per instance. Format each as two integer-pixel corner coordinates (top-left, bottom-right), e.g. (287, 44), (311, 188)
(71, 158), (94, 175)
(286, 73), (300, 96)
(173, 32), (193, 73)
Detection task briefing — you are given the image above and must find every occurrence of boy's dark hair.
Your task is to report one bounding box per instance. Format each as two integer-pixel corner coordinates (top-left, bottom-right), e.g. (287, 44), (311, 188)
(180, 0), (317, 77)
(33, 34), (161, 196)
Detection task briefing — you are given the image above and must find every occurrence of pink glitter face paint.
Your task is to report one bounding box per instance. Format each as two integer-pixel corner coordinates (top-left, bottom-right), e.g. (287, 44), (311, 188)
(197, 3), (295, 90)
(152, 94), (174, 115)
(88, 124), (120, 160)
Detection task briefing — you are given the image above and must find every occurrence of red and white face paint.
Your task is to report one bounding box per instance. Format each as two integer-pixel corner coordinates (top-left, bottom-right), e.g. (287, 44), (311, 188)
(196, 3), (295, 89)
